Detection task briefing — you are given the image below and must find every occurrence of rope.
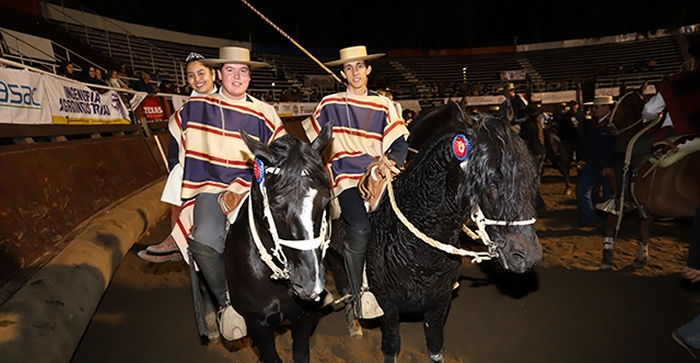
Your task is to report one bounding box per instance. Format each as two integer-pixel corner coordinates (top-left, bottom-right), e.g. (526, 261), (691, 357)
(382, 160), (496, 264)
(238, 0), (346, 87)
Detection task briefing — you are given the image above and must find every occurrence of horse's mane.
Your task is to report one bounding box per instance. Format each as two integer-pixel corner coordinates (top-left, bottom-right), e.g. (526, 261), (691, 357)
(262, 134), (330, 205)
(466, 117), (537, 222)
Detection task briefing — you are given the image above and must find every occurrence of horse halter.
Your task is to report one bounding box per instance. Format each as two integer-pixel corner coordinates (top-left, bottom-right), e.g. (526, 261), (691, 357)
(608, 92), (643, 136)
(248, 163), (330, 280)
(466, 206), (536, 270)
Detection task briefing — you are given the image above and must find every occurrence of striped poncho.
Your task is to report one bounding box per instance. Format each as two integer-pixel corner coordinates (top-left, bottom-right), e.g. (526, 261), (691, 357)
(303, 91), (409, 196)
(171, 93), (286, 199)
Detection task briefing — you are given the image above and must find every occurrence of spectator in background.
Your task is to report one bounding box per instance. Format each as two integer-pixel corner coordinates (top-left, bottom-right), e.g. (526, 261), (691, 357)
(160, 80), (176, 94)
(646, 57), (657, 71)
(133, 71), (157, 94)
(499, 83), (527, 124)
(557, 100), (586, 195)
(83, 66), (98, 84)
(106, 69), (128, 89)
(576, 96), (616, 230)
(151, 70), (163, 88)
(402, 109), (416, 126)
(59, 61), (77, 80)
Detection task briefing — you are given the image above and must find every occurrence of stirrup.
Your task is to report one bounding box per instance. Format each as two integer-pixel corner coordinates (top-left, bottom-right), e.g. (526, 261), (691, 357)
(218, 305), (247, 341)
(359, 291), (384, 319)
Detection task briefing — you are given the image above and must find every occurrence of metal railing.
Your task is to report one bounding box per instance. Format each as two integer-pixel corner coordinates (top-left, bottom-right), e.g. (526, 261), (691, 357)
(43, 0), (185, 82)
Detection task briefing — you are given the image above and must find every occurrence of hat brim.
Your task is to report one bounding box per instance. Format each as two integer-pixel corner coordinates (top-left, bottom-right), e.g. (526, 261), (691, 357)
(324, 53), (385, 67)
(200, 59), (269, 69)
(583, 101), (614, 106)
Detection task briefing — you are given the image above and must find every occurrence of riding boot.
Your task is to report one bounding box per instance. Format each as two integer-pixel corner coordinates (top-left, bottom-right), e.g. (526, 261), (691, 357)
(600, 237), (615, 270)
(188, 239), (246, 341)
(344, 229), (384, 319)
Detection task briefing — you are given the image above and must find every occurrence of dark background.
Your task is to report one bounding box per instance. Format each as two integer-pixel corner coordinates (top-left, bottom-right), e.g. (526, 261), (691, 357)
(82, 0), (700, 50)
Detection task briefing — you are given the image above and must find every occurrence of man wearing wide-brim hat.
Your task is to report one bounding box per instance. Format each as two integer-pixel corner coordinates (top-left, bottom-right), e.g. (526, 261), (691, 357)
(499, 82), (527, 123)
(170, 45), (286, 342)
(574, 95), (616, 233)
(302, 45), (409, 321)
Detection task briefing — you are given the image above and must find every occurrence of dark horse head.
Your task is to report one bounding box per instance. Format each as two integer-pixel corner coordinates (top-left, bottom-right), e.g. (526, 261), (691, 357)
(239, 122), (333, 301)
(401, 103), (541, 273)
(464, 116), (542, 272)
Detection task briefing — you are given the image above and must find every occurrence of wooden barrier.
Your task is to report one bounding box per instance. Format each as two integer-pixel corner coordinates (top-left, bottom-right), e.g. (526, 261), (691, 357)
(0, 124), (167, 302)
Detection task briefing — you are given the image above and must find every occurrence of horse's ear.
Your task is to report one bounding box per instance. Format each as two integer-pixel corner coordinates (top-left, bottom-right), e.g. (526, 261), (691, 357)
(240, 129), (276, 164)
(311, 120), (333, 155)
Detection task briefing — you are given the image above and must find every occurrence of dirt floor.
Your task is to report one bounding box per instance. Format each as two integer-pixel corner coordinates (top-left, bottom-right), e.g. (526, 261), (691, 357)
(71, 165), (700, 363)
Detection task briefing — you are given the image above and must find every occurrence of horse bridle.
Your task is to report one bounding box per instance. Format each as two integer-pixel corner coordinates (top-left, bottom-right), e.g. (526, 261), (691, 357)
(248, 166), (331, 280)
(383, 161), (536, 268)
(608, 92), (644, 136)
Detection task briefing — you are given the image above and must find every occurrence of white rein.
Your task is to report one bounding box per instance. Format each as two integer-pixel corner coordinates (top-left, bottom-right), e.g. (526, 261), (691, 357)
(248, 166), (330, 280)
(384, 166), (536, 266)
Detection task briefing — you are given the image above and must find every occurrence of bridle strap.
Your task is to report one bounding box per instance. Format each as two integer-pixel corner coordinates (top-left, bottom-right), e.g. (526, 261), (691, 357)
(248, 168), (330, 280)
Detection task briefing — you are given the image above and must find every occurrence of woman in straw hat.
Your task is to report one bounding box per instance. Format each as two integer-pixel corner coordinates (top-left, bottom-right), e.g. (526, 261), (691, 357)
(165, 46), (286, 342)
(302, 45), (409, 321)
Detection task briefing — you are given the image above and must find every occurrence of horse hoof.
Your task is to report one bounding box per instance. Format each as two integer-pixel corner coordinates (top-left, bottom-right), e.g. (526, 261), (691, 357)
(633, 258), (648, 269)
(600, 250), (614, 270)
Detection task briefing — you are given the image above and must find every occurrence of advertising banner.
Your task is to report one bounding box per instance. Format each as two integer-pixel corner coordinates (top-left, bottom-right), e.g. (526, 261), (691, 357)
(44, 76), (130, 124)
(0, 68), (50, 124)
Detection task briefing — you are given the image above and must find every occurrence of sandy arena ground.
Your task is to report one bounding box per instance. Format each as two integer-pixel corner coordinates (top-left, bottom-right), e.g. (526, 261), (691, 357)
(71, 165), (699, 363)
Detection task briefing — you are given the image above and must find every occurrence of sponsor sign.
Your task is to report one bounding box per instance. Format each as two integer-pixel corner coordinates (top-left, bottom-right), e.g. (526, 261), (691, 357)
(0, 68), (49, 124)
(141, 96), (165, 121)
(44, 76), (130, 124)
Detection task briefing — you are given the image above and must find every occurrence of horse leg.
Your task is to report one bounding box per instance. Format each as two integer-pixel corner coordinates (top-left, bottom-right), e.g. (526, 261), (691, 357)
(633, 216), (654, 268)
(289, 312), (315, 363)
(423, 303), (449, 363)
(247, 323), (282, 363)
(601, 215), (618, 270)
(380, 306), (401, 363)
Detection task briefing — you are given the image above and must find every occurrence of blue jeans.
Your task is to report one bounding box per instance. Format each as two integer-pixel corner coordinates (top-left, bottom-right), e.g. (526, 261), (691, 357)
(575, 164), (612, 226)
(679, 314), (700, 348)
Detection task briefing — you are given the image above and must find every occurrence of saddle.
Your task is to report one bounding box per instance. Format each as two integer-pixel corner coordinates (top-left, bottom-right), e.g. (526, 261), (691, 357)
(648, 134), (700, 168)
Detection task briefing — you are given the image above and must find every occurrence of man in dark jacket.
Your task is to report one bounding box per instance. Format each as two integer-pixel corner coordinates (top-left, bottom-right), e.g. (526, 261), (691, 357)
(575, 96), (616, 228)
(557, 100), (586, 194)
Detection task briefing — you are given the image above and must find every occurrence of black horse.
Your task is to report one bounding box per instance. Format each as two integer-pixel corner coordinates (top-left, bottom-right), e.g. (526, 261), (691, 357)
(225, 122), (333, 363)
(330, 108), (542, 363)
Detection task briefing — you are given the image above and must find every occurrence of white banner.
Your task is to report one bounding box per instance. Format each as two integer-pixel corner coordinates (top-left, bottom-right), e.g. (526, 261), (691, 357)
(0, 68), (50, 124)
(43, 76), (130, 124)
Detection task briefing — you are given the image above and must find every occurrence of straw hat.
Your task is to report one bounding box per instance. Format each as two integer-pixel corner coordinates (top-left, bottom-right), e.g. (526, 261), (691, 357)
(506, 83), (516, 91)
(324, 46), (385, 67)
(201, 46), (269, 69)
(583, 95), (615, 106)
